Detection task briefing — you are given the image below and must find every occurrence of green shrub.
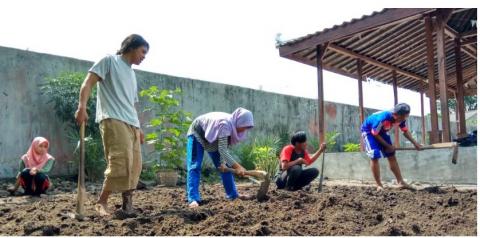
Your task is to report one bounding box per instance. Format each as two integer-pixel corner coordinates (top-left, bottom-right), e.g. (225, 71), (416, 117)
(41, 72), (99, 138)
(140, 165), (157, 181)
(277, 126), (291, 152)
(231, 142), (256, 170)
(41, 72), (105, 181)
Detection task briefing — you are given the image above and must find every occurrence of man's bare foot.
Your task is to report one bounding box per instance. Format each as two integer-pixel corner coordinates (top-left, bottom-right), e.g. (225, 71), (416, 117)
(238, 194), (255, 200)
(376, 186), (384, 192)
(189, 201), (199, 208)
(398, 182), (415, 190)
(95, 203), (110, 216)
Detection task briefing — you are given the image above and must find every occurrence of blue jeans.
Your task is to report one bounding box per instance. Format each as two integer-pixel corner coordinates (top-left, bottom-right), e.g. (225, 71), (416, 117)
(186, 135), (238, 203)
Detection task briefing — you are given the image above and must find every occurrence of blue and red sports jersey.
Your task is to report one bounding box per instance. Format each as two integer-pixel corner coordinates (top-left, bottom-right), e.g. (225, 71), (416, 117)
(361, 110), (408, 135)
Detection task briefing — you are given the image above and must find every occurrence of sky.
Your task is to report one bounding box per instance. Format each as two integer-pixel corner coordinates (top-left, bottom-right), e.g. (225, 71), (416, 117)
(0, 0), (477, 116)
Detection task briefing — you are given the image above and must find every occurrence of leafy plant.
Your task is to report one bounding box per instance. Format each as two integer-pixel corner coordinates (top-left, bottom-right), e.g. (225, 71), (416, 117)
(41, 72), (105, 181)
(244, 136), (281, 179)
(140, 86), (192, 171)
(252, 145), (279, 179)
(325, 131), (341, 152)
(343, 142), (360, 152)
(253, 136), (282, 156)
(230, 135), (281, 179)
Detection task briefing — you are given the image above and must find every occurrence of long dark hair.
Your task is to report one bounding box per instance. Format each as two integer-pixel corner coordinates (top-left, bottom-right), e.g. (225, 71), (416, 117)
(116, 34), (150, 55)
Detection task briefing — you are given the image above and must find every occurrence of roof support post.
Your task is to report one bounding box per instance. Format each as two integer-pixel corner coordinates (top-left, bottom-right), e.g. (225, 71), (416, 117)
(392, 70), (400, 147)
(436, 9), (453, 142)
(420, 92), (426, 145)
(454, 37), (467, 137)
(424, 16), (440, 144)
(316, 44), (327, 144)
(357, 59), (365, 151)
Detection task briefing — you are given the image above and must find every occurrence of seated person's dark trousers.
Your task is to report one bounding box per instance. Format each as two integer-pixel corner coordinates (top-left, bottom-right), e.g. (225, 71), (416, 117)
(276, 165), (319, 191)
(19, 169), (50, 196)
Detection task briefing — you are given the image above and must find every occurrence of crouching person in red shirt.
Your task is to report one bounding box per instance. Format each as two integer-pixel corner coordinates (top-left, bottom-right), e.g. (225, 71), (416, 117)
(275, 131), (326, 191)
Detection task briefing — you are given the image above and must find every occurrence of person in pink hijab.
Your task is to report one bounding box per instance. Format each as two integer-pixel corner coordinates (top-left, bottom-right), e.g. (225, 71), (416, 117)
(7, 137), (55, 196)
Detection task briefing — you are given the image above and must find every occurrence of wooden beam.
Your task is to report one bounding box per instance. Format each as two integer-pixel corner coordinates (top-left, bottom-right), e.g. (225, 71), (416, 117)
(285, 52), (360, 80)
(420, 92), (426, 145)
(316, 44), (327, 144)
(454, 37), (467, 136)
(279, 8), (433, 57)
(437, 8), (454, 24)
(327, 43), (457, 93)
(357, 59), (365, 151)
(460, 47), (477, 60)
(452, 8), (472, 14)
(460, 29), (477, 38)
(461, 37), (477, 46)
(321, 42), (331, 60)
(392, 70), (400, 147)
(436, 11), (452, 142)
(444, 25), (477, 60)
(425, 16), (440, 144)
(462, 72), (477, 86)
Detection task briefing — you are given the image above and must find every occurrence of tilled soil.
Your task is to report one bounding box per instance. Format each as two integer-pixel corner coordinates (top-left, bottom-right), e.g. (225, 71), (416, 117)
(0, 180), (476, 236)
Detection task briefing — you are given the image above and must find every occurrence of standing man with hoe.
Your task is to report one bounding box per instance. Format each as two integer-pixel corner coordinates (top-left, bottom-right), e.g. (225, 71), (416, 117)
(75, 34), (149, 216)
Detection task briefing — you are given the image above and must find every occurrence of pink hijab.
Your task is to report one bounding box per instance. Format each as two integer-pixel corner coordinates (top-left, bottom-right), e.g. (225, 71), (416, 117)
(201, 107), (254, 145)
(21, 137), (53, 170)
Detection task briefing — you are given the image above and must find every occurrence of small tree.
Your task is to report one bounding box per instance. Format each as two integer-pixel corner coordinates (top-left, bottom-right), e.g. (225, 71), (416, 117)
(140, 86), (192, 171)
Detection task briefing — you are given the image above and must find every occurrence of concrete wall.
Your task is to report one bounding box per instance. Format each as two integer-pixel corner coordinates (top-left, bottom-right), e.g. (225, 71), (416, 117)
(310, 146), (477, 184)
(0, 46), (435, 178)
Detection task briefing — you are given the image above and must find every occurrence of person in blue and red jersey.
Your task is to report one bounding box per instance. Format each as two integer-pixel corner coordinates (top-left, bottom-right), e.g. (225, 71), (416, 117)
(361, 103), (422, 191)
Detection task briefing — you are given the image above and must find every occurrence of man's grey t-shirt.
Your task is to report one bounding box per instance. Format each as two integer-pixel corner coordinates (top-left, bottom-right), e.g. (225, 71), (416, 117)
(89, 54), (140, 128)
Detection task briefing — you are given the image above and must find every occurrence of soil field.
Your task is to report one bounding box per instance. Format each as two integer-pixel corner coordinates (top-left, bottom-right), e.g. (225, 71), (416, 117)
(0, 179), (476, 236)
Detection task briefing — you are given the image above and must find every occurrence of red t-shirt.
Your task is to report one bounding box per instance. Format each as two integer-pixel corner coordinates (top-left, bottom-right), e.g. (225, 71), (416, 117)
(280, 145), (313, 166)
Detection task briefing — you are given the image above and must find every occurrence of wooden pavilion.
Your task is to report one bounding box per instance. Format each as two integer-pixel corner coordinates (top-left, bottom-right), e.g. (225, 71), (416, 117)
(278, 8), (477, 146)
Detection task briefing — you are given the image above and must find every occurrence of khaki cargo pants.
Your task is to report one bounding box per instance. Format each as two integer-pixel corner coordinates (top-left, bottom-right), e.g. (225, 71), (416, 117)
(100, 118), (142, 192)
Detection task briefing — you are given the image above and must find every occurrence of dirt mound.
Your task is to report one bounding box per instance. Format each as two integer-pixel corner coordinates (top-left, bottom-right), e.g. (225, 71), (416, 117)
(0, 183), (476, 235)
